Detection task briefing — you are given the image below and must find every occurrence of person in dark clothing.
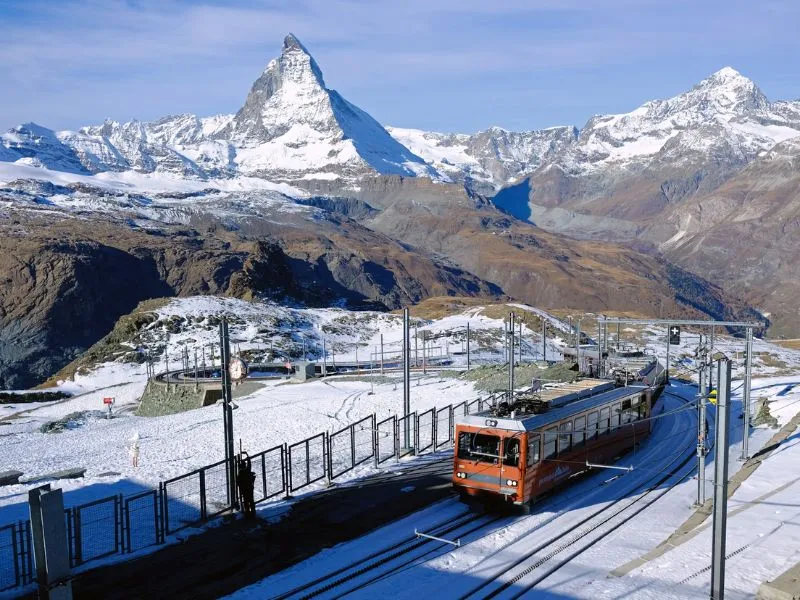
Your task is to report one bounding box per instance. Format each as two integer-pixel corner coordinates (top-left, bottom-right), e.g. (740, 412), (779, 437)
(237, 452), (257, 519)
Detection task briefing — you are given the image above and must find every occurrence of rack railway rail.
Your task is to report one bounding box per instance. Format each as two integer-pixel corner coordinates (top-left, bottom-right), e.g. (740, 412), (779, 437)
(458, 390), (710, 599)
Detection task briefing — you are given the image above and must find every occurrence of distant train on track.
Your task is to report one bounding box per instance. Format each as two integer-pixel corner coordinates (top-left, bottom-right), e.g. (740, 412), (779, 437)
(453, 378), (663, 510)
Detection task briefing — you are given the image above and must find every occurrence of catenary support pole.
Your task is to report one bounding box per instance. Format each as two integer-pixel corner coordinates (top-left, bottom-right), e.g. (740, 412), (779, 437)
(710, 357), (731, 600)
(466, 322), (471, 371)
(403, 307), (411, 449)
(415, 325), (419, 368)
(542, 319), (547, 362)
(380, 333), (384, 375)
(219, 318), (237, 509)
(617, 321), (621, 351)
(741, 327), (753, 460)
(508, 312), (515, 399)
(665, 324), (671, 384)
(575, 318), (581, 374)
(322, 337), (327, 377)
(597, 319), (602, 377)
(696, 335), (707, 507)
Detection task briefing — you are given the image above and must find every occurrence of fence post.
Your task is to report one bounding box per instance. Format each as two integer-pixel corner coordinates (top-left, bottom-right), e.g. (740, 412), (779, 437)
(199, 467), (207, 520)
(284, 442), (292, 498)
(432, 408), (438, 453)
(350, 425), (357, 473)
(160, 482), (168, 541)
(372, 414), (379, 470)
(72, 507), (82, 566)
(414, 413), (420, 456)
(449, 405), (454, 445)
(395, 418), (401, 463)
(116, 495), (123, 555)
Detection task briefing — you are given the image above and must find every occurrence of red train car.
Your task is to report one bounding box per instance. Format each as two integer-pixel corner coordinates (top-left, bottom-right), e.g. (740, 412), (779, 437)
(453, 381), (656, 509)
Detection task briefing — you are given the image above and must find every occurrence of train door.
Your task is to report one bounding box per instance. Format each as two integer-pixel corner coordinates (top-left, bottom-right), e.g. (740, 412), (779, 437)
(501, 435), (523, 496)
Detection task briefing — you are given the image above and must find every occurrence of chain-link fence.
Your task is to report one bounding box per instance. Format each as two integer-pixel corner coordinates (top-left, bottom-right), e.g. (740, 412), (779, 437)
(0, 523), (20, 592)
(203, 460), (230, 519)
(162, 471), (202, 534)
(74, 496), (120, 565)
(252, 445), (285, 503)
(436, 406), (452, 448)
(124, 490), (160, 553)
(376, 415), (397, 464)
(289, 432), (327, 492)
(417, 408), (435, 453)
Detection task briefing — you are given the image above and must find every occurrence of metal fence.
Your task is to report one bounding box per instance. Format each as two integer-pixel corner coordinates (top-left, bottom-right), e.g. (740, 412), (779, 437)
(289, 432), (327, 492)
(417, 408), (435, 454)
(1, 394), (475, 593)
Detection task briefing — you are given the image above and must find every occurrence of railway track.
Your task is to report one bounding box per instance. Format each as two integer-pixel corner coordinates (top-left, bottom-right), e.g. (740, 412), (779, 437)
(458, 391), (710, 599)
(269, 510), (507, 600)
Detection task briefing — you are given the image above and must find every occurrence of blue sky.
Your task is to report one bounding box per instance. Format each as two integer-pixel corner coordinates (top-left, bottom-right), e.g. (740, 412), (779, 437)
(1, 0), (797, 134)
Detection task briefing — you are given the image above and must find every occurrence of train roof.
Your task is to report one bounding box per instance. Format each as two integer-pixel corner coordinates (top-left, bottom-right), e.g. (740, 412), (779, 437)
(457, 383), (650, 432)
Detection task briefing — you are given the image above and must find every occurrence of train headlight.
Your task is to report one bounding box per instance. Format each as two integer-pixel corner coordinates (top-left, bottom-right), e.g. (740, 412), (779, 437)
(506, 479), (517, 486)
(457, 472), (466, 479)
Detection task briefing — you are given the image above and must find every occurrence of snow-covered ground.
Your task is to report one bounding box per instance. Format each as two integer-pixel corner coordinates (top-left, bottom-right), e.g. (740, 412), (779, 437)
(226, 377), (800, 600)
(2, 297), (799, 599)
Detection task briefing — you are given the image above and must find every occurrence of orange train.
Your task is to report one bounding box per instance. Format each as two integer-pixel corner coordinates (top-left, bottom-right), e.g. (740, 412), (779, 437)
(452, 381), (657, 509)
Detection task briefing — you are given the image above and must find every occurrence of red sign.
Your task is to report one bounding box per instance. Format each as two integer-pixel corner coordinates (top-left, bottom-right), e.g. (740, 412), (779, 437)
(103, 397), (114, 405)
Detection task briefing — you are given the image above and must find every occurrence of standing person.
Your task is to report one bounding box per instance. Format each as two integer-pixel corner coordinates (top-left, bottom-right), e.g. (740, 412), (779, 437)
(237, 452), (257, 519)
(129, 432), (140, 468)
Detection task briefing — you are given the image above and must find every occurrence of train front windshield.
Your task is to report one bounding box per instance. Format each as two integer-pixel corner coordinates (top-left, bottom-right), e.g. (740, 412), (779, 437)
(458, 432), (500, 463)
(458, 433), (522, 467)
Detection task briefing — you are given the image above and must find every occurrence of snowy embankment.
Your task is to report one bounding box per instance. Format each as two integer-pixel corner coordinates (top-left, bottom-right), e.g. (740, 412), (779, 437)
(0, 297), (560, 524)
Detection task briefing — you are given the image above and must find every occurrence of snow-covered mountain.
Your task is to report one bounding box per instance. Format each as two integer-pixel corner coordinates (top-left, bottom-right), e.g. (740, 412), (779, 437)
(0, 34), (435, 184)
(559, 67), (800, 175)
(2, 41), (800, 196)
(387, 125), (577, 190)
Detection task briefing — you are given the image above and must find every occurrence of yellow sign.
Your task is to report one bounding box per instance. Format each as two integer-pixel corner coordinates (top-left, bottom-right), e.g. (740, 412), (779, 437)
(708, 389), (718, 404)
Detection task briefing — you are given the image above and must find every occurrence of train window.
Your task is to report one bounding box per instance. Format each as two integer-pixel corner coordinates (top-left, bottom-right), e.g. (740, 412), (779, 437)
(558, 421), (572, 454)
(503, 438), (521, 467)
(611, 403), (621, 429)
(527, 435), (541, 466)
(543, 428), (557, 459)
(622, 408), (631, 424)
(639, 397), (647, 419)
(600, 407), (610, 434)
(573, 416), (586, 447)
(458, 432), (501, 464)
(588, 411), (599, 440)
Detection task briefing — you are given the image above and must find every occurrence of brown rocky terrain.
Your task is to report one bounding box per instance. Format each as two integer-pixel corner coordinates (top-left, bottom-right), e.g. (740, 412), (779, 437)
(645, 138), (800, 337)
(311, 175), (760, 324)
(0, 197), (499, 389)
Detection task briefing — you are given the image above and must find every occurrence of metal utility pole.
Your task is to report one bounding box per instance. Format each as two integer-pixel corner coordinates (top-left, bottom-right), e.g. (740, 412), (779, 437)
(617, 321), (621, 351)
(302, 336), (306, 362)
(165, 337), (170, 392)
(403, 308), (411, 449)
(741, 327), (754, 460)
(710, 326), (716, 391)
(194, 348), (199, 392)
(518, 320), (523, 363)
(508, 312), (515, 398)
(380, 334), (384, 375)
(466, 322), (471, 371)
(542, 319), (547, 362)
(665, 325), (671, 384)
(322, 338), (327, 377)
(597, 319), (602, 377)
(355, 344), (359, 374)
(575, 318), (581, 374)
(219, 318), (237, 509)
(414, 325), (419, 368)
(710, 356), (732, 600)
(696, 335), (708, 507)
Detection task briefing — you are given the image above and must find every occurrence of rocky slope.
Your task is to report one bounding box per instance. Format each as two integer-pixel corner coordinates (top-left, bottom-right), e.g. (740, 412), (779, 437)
(0, 180), (499, 389)
(327, 175), (760, 326)
(646, 137), (800, 336)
